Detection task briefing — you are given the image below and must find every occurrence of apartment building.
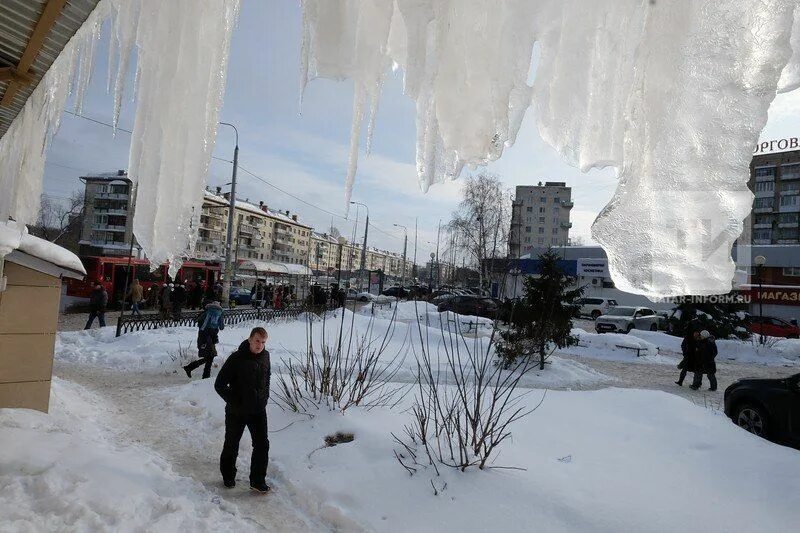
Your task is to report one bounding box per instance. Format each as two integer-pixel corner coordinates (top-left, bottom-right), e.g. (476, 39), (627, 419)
(309, 232), (342, 274)
(78, 171), (138, 257)
(509, 181), (573, 258)
(744, 147), (800, 245)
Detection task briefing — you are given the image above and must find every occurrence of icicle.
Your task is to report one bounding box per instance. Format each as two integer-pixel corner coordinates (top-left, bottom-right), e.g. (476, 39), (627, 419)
(300, 0), (800, 298)
(364, 86), (382, 156)
(344, 84), (367, 213)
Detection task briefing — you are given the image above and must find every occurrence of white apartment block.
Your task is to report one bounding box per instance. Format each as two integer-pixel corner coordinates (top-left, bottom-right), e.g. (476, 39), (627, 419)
(509, 181), (573, 258)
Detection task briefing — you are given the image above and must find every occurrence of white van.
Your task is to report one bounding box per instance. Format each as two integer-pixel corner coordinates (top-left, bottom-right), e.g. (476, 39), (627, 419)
(577, 297), (618, 320)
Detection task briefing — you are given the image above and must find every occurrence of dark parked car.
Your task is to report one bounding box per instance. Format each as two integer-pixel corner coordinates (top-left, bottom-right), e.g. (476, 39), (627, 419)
(746, 316), (800, 339)
(382, 286), (409, 299)
(229, 286), (252, 306)
(437, 295), (498, 319)
(724, 373), (800, 449)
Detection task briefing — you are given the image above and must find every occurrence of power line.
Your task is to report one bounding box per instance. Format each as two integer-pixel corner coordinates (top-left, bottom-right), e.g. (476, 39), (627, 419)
(61, 109), (409, 244)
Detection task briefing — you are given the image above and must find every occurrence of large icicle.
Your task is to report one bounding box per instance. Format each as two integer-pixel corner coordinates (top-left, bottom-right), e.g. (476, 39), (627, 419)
(0, 0), (239, 276)
(300, 0), (800, 297)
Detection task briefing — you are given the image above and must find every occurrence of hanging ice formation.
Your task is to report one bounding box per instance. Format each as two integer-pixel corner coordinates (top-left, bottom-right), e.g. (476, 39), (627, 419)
(300, 0), (800, 298)
(0, 0), (240, 276)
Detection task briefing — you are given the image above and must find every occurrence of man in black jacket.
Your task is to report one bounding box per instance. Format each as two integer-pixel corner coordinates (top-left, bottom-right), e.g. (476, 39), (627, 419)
(214, 327), (271, 493)
(690, 330), (718, 391)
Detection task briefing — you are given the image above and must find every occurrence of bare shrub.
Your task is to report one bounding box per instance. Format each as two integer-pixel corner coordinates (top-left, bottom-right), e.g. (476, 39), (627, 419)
(272, 307), (408, 414)
(394, 306), (543, 473)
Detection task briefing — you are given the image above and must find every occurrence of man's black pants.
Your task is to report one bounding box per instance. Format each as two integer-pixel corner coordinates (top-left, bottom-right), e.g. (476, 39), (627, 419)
(220, 408), (269, 484)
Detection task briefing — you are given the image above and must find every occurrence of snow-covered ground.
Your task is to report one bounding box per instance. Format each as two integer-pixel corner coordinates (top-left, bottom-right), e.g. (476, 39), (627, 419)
(3, 311), (800, 532)
(562, 328), (800, 367)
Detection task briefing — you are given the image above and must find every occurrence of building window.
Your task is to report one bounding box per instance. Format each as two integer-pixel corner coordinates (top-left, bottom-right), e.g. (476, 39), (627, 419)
(524, 236), (531, 243)
(755, 181), (774, 192)
(755, 167), (775, 179)
(539, 207), (545, 213)
(780, 194), (798, 208)
(754, 197), (774, 209)
(753, 228), (772, 241)
(783, 267), (800, 276)
(540, 197), (546, 203)
(552, 228), (558, 234)
(552, 207), (559, 213)
(781, 164), (800, 180)
(779, 213), (798, 224)
(537, 237), (544, 245)
(538, 227), (544, 234)
(551, 237), (558, 244)
(539, 216), (545, 223)
(525, 226), (531, 232)
(553, 197), (560, 203)
(552, 217), (559, 224)
(526, 206), (532, 212)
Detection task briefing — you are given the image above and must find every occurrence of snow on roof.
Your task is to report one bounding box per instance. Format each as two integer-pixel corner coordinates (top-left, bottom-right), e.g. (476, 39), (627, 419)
(1, 221), (85, 276)
(202, 191), (313, 229)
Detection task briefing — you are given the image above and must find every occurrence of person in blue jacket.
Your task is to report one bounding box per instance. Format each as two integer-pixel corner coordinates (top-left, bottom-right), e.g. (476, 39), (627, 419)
(183, 300), (225, 379)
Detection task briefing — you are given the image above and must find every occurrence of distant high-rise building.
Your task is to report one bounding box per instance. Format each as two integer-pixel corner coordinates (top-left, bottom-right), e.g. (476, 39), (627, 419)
(740, 147), (800, 245)
(509, 181), (573, 258)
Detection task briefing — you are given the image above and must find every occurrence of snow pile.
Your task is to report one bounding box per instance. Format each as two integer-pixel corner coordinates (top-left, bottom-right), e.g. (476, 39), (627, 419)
(301, 0), (800, 297)
(164, 381), (800, 532)
(564, 329), (669, 363)
(0, 0), (240, 276)
(0, 378), (255, 531)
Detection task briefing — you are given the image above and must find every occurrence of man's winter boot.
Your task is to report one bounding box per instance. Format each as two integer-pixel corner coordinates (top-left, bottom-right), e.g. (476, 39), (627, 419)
(250, 481), (271, 494)
(224, 479), (235, 488)
(183, 366), (192, 378)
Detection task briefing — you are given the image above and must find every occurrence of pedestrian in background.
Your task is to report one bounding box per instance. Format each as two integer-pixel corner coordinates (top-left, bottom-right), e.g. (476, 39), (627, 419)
(172, 282), (186, 319)
(128, 278), (143, 316)
(184, 300), (225, 379)
(84, 283), (108, 329)
(675, 330), (700, 386)
(690, 330), (718, 391)
(160, 283), (173, 320)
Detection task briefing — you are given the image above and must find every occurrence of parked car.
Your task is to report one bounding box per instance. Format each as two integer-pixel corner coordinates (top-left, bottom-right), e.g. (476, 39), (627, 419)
(382, 286), (409, 299)
(724, 373), (800, 449)
(345, 289), (375, 302)
(437, 295), (498, 319)
(576, 297), (618, 320)
(746, 316), (800, 339)
(595, 306), (659, 334)
(228, 286), (252, 306)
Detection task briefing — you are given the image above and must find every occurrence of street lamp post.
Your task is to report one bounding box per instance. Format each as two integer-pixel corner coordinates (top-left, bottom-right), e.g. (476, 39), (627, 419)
(219, 122), (239, 307)
(755, 255), (767, 345)
(350, 201), (369, 291)
(393, 223), (408, 288)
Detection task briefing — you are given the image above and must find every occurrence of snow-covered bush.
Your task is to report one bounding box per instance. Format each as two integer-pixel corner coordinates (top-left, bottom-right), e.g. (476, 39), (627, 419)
(667, 298), (750, 340)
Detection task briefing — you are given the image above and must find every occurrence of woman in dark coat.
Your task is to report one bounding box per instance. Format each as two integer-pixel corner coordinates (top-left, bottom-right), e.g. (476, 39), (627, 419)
(676, 330), (700, 386)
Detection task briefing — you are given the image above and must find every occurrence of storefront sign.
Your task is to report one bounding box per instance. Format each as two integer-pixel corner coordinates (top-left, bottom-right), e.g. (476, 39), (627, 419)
(753, 137), (799, 154)
(576, 258), (609, 277)
(740, 288), (800, 305)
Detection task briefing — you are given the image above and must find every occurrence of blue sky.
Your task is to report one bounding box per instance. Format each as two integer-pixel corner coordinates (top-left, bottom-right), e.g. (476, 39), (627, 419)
(41, 1), (800, 261)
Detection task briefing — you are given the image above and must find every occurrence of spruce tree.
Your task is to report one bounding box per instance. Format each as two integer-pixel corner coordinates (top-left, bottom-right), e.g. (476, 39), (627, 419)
(498, 251), (584, 369)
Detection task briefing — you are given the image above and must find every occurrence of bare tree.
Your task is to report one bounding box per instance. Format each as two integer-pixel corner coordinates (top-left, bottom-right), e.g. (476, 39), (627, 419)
(33, 192), (85, 244)
(447, 174), (510, 291)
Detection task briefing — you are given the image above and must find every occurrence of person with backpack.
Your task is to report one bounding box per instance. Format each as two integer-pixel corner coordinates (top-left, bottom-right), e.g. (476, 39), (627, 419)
(183, 300), (225, 379)
(690, 330), (718, 391)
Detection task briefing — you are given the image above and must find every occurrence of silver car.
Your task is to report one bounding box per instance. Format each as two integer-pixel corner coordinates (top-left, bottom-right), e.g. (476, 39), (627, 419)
(595, 306), (659, 334)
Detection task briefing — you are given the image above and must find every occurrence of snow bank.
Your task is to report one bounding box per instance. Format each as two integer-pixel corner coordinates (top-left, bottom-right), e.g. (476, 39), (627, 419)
(0, 378), (255, 531)
(565, 328), (800, 367)
(164, 381), (800, 533)
(356, 300), (495, 337)
(56, 311), (609, 389)
(300, 0), (800, 298)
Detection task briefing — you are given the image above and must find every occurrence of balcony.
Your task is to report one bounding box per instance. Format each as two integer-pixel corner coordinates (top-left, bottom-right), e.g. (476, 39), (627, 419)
(92, 224), (127, 232)
(778, 222), (799, 228)
(95, 208), (127, 216)
(781, 188), (800, 196)
(560, 222), (573, 229)
(754, 174), (775, 182)
(198, 238), (222, 246)
(561, 200), (574, 208)
(753, 239), (772, 245)
(781, 171), (800, 181)
(95, 192), (128, 200)
(752, 223), (772, 229)
(753, 207), (774, 214)
(777, 239), (799, 244)
(754, 189), (775, 198)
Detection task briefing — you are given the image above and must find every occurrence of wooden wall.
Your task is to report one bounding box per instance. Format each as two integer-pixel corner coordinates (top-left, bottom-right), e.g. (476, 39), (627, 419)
(0, 261), (60, 412)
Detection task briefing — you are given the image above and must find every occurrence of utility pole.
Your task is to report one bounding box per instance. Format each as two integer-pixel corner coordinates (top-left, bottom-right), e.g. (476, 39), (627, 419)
(219, 122), (238, 307)
(351, 201), (369, 291)
(394, 223), (407, 288)
(434, 219), (441, 289)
